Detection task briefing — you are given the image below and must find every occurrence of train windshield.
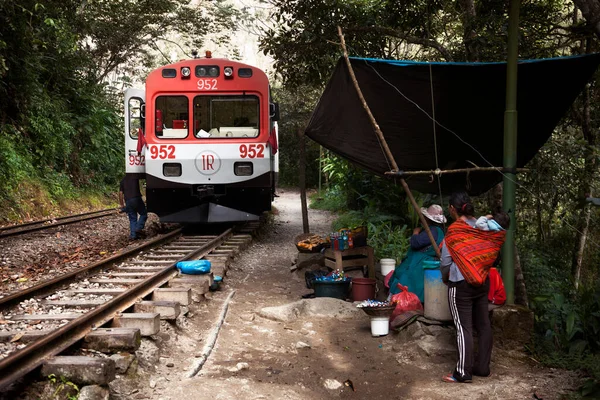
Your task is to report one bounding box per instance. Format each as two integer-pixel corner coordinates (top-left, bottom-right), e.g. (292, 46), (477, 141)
(193, 95), (259, 138)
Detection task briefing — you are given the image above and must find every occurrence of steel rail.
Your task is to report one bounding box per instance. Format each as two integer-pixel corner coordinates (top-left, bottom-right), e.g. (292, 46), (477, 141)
(0, 208), (119, 239)
(0, 227), (233, 390)
(0, 229), (183, 308)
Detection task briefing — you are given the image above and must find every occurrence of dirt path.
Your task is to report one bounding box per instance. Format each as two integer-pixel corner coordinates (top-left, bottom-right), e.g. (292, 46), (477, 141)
(119, 189), (580, 400)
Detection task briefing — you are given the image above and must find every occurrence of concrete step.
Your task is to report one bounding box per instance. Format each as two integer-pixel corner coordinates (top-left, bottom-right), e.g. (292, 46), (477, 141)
(42, 356), (116, 386)
(83, 328), (141, 352)
(112, 313), (160, 336)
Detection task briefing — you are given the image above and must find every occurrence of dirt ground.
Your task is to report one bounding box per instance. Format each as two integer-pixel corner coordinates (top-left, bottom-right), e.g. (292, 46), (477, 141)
(103, 189), (581, 400)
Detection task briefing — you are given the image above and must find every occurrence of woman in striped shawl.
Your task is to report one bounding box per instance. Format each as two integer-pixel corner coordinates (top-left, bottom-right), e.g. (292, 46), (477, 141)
(441, 192), (506, 383)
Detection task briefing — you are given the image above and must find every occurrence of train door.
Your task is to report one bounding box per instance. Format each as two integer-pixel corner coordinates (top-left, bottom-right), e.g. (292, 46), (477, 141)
(124, 88), (146, 174)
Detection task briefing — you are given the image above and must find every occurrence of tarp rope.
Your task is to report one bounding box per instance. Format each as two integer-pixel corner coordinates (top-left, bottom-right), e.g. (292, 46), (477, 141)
(429, 63), (446, 229)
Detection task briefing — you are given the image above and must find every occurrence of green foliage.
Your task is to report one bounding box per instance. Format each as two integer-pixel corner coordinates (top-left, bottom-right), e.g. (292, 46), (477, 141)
(0, 0), (240, 218)
(325, 204), (411, 261)
(261, 0), (572, 87)
(47, 373), (79, 400)
(272, 85), (322, 187)
(366, 221), (410, 261)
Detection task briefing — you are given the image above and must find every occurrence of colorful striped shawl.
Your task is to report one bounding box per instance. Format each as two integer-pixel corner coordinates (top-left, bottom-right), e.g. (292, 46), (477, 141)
(445, 220), (506, 286)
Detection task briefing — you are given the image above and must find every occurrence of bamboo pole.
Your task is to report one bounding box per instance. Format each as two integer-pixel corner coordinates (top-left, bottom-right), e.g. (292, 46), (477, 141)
(385, 167), (528, 177)
(337, 26), (440, 258)
(298, 127), (310, 234)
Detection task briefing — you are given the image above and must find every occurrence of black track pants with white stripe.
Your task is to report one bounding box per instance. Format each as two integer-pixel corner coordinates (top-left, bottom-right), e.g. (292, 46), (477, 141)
(447, 279), (492, 381)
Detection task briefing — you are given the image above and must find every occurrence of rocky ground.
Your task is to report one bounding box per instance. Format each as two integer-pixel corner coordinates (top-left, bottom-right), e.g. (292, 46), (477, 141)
(1, 189), (584, 399)
(0, 212), (164, 297)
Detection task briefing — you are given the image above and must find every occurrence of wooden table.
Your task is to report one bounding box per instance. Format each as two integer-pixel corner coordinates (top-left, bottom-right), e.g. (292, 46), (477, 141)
(323, 246), (375, 279)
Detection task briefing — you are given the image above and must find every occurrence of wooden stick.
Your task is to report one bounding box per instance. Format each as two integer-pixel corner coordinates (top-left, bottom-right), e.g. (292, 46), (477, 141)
(337, 26), (440, 258)
(298, 127), (310, 234)
(385, 167), (529, 177)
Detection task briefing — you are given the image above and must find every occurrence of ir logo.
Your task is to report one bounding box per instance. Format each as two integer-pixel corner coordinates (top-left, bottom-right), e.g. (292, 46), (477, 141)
(194, 150), (221, 175)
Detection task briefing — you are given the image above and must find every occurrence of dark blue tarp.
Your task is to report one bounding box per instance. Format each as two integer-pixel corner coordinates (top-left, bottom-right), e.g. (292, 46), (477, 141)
(305, 55), (600, 194)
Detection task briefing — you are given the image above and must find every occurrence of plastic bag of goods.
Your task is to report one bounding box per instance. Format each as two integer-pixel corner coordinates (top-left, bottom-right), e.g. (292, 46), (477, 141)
(389, 283), (423, 322)
(176, 260), (211, 275)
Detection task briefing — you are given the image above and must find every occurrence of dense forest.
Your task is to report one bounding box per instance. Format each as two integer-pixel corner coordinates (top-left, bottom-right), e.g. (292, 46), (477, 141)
(2, 0), (600, 396)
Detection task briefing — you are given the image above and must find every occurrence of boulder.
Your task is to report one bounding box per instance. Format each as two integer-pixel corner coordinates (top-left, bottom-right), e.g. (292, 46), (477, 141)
(258, 298), (361, 322)
(491, 304), (533, 350)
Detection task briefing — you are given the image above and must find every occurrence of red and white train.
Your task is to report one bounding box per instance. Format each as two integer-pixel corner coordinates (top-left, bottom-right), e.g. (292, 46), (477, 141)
(124, 52), (279, 223)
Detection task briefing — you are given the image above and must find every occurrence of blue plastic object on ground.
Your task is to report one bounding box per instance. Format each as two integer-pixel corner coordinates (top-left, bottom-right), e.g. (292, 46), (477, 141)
(176, 260), (211, 275)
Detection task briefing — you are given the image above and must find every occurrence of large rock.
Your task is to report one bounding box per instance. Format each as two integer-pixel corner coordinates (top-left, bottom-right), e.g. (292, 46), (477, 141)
(78, 385), (110, 400)
(491, 304), (534, 350)
(416, 335), (456, 358)
(258, 298), (361, 322)
(295, 252), (325, 271)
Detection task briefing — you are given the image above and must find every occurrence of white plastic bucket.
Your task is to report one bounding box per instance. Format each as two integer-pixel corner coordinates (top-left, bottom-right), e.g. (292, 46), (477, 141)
(370, 316), (390, 337)
(380, 258), (396, 276)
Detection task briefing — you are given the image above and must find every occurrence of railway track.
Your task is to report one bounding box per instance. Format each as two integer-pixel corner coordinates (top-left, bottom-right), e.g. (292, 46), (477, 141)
(0, 221), (260, 391)
(0, 208), (119, 239)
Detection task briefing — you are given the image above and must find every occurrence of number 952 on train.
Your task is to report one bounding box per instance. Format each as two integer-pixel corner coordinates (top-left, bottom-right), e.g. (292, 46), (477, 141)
(124, 52), (280, 224)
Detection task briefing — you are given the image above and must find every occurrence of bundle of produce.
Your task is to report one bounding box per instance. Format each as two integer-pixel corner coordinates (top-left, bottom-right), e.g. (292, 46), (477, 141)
(295, 233), (325, 252)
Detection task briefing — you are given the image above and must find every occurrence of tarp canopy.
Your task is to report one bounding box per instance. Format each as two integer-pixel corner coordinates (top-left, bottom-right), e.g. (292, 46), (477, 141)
(305, 55), (600, 194)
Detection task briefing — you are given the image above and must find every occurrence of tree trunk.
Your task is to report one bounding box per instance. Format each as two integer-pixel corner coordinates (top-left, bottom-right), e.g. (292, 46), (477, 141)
(298, 127), (309, 234)
(573, 0), (600, 39)
(458, 0), (480, 61)
(535, 157), (545, 243)
(513, 243), (528, 306)
(573, 205), (591, 289)
(571, 65), (595, 289)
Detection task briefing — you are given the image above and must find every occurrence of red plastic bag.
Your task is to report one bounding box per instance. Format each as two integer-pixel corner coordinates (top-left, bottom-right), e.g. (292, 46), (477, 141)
(390, 284), (423, 323)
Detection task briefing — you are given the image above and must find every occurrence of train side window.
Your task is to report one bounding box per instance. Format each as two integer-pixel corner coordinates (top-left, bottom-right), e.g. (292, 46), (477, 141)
(193, 95), (259, 138)
(129, 98), (142, 139)
(155, 96), (189, 139)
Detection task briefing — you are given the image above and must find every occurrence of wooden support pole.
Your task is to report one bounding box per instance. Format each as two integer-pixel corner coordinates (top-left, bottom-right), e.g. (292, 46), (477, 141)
(337, 26), (440, 258)
(385, 166), (529, 177)
(298, 127), (310, 234)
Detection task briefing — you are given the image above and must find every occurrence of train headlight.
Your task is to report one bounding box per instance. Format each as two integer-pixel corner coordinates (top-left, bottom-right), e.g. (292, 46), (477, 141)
(163, 163), (182, 177)
(208, 67), (219, 77)
(234, 162), (253, 176)
(224, 66), (233, 79)
(181, 67), (191, 79)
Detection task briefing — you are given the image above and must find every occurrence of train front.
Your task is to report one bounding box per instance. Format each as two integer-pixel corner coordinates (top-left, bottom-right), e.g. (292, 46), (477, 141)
(142, 56), (277, 223)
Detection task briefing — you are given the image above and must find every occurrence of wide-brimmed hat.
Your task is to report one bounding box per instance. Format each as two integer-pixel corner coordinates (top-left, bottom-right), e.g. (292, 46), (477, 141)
(421, 204), (447, 224)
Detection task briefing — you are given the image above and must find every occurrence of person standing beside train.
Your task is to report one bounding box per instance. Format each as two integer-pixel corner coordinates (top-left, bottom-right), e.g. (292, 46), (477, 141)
(119, 174), (147, 240)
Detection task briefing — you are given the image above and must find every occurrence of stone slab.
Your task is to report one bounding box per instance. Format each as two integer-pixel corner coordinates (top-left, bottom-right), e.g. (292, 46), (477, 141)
(42, 356), (116, 386)
(83, 328), (141, 352)
(169, 278), (210, 295)
(134, 301), (180, 320)
(152, 288), (191, 306)
(112, 313), (160, 336)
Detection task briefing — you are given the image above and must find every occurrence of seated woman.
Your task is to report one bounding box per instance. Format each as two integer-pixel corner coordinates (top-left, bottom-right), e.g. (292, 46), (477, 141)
(386, 204), (446, 302)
